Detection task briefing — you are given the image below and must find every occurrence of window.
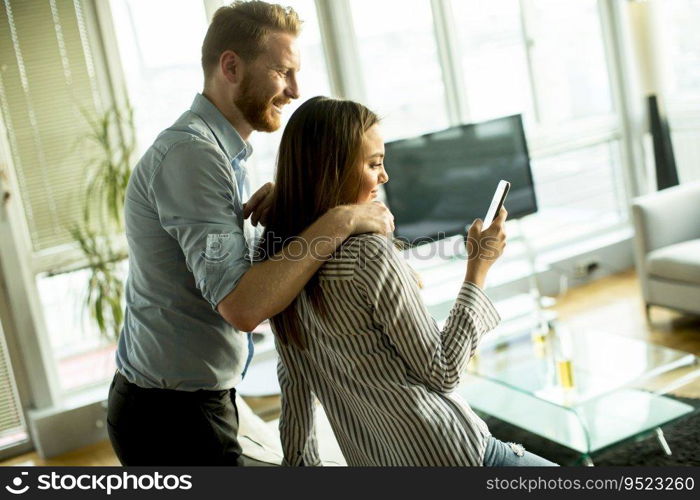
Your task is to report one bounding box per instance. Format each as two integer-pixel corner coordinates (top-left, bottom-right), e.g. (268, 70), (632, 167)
(109, 0), (209, 151)
(525, 0), (613, 125)
(36, 266), (125, 393)
(0, 0), (113, 394)
(669, 127), (700, 183)
(451, 0), (612, 126)
(520, 140), (626, 249)
(449, 0), (625, 249)
(658, 0), (700, 105)
(451, 0), (535, 124)
(0, 0), (104, 252)
(349, 0), (449, 140)
(656, 0), (700, 183)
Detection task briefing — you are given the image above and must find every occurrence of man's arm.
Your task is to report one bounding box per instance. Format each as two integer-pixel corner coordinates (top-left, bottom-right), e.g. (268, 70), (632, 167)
(217, 202), (393, 332)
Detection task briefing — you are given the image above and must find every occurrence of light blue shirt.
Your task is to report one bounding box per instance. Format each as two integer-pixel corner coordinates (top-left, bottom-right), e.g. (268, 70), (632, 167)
(117, 94), (259, 391)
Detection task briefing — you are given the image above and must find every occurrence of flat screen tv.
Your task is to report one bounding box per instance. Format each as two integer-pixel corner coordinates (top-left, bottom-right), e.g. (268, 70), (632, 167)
(383, 114), (537, 244)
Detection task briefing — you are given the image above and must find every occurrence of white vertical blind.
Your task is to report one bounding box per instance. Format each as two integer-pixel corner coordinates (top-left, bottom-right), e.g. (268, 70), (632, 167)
(0, 0), (103, 254)
(0, 317), (27, 450)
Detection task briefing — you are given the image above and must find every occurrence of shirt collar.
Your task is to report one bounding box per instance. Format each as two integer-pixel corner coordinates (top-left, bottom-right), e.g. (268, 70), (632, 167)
(190, 93), (253, 162)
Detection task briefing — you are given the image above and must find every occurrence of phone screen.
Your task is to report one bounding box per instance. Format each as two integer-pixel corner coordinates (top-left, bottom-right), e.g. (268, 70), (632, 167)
(483, 180), (511, 229)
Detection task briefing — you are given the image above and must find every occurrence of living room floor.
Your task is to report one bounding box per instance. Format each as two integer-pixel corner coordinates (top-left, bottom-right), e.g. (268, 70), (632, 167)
(2, 269), (698, 466)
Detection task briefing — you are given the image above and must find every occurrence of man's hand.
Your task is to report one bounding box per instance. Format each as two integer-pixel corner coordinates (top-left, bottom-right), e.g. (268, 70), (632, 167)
(339, 201), (395, 236)
(218, 199), (395, 332)
(243, 182), (274, 226)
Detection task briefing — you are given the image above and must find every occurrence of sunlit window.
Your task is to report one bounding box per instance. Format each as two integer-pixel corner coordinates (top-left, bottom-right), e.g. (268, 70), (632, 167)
(418, 0), (622, 249)
(349, 0), (449, 140)
(451, 0), (535, 124)
(452, 0), (612, 126)
(520, 140), (626, 249)
(658, 0), (700, 104)
(527, 0), (613, 124)
(36, 265), (127, 392)
(656, 0), (700, 183)
(109, 0), (209, 151)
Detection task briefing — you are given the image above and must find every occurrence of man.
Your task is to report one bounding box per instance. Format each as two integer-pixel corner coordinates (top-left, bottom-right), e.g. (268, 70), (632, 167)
(107, 1), (393, 466)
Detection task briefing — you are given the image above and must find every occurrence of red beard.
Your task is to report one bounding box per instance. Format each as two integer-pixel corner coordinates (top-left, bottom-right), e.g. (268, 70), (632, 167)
(235, 74), (284, 132)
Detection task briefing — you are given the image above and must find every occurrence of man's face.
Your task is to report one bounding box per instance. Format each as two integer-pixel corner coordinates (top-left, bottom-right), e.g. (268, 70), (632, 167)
(235, 32), (301, 133)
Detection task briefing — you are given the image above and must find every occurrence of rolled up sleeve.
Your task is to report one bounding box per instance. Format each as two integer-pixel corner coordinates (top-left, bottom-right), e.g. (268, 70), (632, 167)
(149, 137), (250, 309)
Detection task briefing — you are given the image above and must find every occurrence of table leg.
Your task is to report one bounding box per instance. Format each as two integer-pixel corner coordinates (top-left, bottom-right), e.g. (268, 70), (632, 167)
(655, 428), (672, 456)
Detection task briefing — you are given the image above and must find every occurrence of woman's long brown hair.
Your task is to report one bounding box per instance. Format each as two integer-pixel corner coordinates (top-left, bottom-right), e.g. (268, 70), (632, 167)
(258, 96), (379, 349)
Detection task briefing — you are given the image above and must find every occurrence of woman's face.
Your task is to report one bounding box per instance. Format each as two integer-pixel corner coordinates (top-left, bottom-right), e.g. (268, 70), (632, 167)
(356, 124), (389, 203)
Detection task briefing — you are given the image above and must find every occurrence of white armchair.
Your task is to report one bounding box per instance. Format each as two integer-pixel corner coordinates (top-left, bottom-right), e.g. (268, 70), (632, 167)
(631, 181), (700, 317)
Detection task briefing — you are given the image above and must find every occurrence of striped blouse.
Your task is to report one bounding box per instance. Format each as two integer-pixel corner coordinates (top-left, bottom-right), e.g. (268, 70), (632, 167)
(274, 234), (501, 466)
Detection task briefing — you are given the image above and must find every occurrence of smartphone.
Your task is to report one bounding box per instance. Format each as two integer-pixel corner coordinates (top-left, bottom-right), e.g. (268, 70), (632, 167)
(483, 180), (511, 230)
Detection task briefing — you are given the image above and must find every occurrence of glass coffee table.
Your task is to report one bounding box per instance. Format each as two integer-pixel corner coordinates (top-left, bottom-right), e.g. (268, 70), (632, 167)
(456, 330), (699, 465)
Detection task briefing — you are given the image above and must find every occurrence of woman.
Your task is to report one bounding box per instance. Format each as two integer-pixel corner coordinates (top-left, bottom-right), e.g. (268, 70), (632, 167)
(259, 96), (556, 466)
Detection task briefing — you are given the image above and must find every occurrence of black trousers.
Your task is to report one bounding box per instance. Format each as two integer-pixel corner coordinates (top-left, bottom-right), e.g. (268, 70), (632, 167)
(107, 372), (243, 466)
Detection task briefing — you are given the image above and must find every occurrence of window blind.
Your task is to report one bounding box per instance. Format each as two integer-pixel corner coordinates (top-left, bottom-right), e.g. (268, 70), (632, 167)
(0, 0), (103, 254)
(0, 317), (27, 450)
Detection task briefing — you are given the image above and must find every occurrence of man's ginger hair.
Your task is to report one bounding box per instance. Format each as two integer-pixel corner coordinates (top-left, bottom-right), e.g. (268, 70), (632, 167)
(201, 1), (302, 81)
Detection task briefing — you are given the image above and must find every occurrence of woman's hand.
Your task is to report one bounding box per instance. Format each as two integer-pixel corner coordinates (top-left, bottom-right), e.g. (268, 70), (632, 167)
(464, 208), (508, 287)
(244, 182), (274, 226)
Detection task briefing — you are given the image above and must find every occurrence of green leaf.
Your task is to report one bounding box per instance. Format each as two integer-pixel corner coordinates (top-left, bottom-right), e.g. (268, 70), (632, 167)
(70, 101), (135, 342)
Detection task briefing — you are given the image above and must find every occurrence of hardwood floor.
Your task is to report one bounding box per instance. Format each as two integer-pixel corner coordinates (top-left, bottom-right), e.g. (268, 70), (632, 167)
(2, 269), (698, 466)
(1, 440), (119, 467)
(555, 270), (700, 358)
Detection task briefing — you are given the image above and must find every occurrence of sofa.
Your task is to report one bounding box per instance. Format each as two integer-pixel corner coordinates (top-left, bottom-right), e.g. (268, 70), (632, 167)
(631, 181), (700, 317)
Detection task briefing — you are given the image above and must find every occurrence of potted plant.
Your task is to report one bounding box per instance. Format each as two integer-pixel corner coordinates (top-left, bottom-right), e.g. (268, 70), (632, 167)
(70, 103), (135, 342)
